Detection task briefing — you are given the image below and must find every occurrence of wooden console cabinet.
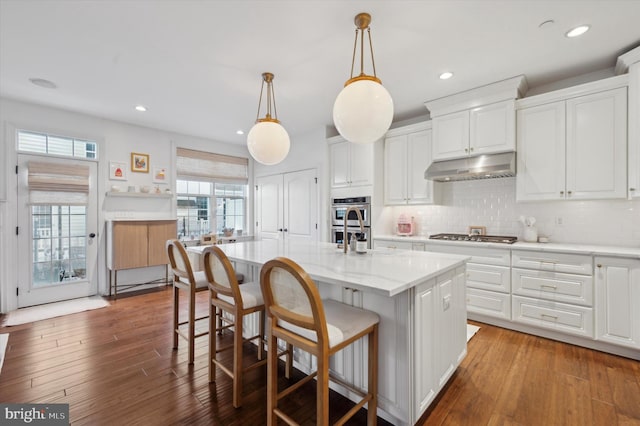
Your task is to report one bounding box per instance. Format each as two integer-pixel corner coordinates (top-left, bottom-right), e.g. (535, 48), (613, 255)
(107, 220), (177, 296)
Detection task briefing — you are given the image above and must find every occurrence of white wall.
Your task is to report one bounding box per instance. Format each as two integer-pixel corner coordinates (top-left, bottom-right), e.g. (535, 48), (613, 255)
(375, 177), (640, 247)
(0, 97), (251, 312)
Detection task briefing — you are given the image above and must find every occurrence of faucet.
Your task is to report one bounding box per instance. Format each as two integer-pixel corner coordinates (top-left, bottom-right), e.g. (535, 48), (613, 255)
(343, 206), (365, 253)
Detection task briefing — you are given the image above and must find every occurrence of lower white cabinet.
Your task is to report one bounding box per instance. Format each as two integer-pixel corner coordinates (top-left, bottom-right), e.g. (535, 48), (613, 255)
(512, 295), (594, 338)
(595, 256), (640, 349)
(373, 239), (425, 251)
(466, 287), (511, 320)
(512, 268), (593, 306)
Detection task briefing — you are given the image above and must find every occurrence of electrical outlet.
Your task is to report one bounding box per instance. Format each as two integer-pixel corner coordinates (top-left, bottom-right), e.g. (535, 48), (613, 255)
(556, 217), (564, 226)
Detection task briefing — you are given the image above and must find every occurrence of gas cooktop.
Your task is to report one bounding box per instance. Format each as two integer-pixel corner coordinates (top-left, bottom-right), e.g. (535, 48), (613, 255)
(429, 233), (518, 244)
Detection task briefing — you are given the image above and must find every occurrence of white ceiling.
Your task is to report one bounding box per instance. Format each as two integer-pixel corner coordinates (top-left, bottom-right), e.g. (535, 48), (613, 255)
(1, 1), (639, 145)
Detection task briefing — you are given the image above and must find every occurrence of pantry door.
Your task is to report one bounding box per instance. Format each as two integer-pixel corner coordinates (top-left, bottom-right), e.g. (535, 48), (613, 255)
(17, 154), (99, 307)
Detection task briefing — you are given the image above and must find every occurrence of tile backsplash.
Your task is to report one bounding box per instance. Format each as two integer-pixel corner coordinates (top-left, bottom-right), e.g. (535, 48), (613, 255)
(376, 177), (640, 247)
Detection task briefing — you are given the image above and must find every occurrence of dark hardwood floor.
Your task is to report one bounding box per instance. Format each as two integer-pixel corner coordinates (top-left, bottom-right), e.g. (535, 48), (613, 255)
(1, 287), (639, 425)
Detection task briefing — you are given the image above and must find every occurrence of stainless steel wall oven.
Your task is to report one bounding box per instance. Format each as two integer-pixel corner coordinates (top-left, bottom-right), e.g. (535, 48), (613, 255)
(330, 196), (371, 248)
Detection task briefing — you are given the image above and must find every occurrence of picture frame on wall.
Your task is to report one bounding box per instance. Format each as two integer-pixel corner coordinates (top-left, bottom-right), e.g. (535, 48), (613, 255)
(131, 152), (149, 173)
(468, 225), (486, 236)
(152, 167), (167, 183)
(109, 161), (127, 181)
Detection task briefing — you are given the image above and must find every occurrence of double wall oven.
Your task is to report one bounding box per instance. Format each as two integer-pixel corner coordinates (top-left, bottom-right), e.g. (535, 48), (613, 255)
(330, 196), (372, 248)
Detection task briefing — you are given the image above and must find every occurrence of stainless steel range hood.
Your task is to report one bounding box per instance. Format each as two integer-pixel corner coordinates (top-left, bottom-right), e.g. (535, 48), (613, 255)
(424, 152), (516, 182)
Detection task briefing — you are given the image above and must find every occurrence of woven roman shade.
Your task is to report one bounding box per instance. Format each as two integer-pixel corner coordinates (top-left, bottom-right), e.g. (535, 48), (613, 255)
(28, 161), (90, 205)
(176, 148), (248, 183)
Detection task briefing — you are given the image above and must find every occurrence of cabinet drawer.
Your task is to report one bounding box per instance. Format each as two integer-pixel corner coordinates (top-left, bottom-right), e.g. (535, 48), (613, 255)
(512, 295), (594, 338)
(428, 245), (510, 267)
(466, 288), (511, 320)
(374, 240), (413, 250)
(467, 263), (510, 293)
(512, 250), (592, 275)
(512, 268), (593, 306)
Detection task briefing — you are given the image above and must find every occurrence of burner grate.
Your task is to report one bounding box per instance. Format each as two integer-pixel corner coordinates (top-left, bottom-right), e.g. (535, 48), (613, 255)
(429, 233), (518, 244)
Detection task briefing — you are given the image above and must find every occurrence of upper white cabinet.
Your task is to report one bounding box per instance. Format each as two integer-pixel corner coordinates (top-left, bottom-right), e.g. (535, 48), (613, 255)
(617, 46), (640, 198)
(425, 76), (527, 162)
(384, 122), (437, 205)
(517, 77), (628, 201)
(432, 100), (515, 161)
(328, 137), (373, 189)
(595, 256), (640, 350)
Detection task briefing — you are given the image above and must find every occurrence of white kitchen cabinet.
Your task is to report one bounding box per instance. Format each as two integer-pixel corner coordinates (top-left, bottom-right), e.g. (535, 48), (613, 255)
(329, 138), (373, 189)
(255, 169), (318, 242)
(621, 51), (640, 198)
(374, 238), (426, 251)
(511, 249), (594, 338)
(432, 100), (515, 161)
(384, 122), (436, 205)
(427, 244), (512, 320)
(517, 79), (628, 201)
(594, 256), (640, 350)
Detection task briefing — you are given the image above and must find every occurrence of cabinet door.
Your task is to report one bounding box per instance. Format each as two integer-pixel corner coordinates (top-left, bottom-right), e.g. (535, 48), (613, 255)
(516, 102), (566, 201)
(349, 142), (374, 187)
(470, 100), (515, 155)
(629, 63), (640, 198)
(407, 129), (433, 204)
(432, 110), (470, 161)
(329, 141), (350, 188)
(414, 280), (436, 417)
(384, 135), (407, 205)
(112, 222), (148, 269)
(595, 257), (640, 349)
(566, 88), (627, 200)
(148, 221), (177, 266)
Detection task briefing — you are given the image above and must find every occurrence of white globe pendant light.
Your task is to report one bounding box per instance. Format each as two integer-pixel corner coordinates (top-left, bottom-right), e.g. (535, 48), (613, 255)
(247, 72), (290, 165)
(333, 13), (394, 144)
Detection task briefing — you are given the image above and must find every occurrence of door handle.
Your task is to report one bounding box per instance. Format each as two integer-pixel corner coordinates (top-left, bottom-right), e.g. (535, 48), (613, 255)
(89, 233), (96, 238)
(278, 228), (283, 232)
(283, 228), (288, 232)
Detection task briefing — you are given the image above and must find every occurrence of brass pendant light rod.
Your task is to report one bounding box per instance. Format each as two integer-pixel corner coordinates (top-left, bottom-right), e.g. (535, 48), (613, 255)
(255, 72), (280, 124)
(345, 12), (381, 87)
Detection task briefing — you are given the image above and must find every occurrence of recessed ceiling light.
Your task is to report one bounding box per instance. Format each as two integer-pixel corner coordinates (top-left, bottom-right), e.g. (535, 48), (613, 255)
(565, 25), (590, 38)
(135, 105), (147, 112)
(29, 78), (57, 89)
(439, 72), (454, 80)
(236, 130), (244, 135)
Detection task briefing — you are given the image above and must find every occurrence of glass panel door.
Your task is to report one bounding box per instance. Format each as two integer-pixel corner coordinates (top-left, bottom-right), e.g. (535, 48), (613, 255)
(17, 154), (98, 307)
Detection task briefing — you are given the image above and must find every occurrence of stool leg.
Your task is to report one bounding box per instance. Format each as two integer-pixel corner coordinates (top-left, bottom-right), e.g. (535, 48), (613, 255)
(188, 286), (196, 364)
(173, 284), (179, 349)
(285, 343), (293, 379)
(208, 300), (215, 383)
(367, 325), (379, 426)
(266, 321), (278, 426)
(233, 311), (243, 408)
(317, 354), (330, 425)
(258, 309), (265, 361)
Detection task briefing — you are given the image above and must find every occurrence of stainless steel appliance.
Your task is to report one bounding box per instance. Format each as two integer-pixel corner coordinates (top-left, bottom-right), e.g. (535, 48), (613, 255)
(429, 233), (518, 244)
(331, 226), (371, 249)
(424, 152), (516, 182)
(331, 196), (371, 227)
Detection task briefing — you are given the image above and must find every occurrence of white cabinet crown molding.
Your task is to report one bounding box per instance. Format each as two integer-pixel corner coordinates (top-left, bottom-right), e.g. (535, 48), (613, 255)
(615, 45), (640, 74)
(516, 74), (628, 109)
(385, 120), (431, 138)
(424, 75), (527, 117)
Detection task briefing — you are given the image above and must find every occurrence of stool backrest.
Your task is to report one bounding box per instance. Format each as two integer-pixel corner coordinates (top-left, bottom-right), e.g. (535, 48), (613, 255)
(260, 257), (329, 349)
(202, 245), (241, 305)
(166, 239), (196, 286)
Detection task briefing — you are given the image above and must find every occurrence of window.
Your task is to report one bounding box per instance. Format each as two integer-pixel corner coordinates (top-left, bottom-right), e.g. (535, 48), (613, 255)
(176, 148), (249, 240)
(176, 180), (247, 239)
(18, 131), (98, 160)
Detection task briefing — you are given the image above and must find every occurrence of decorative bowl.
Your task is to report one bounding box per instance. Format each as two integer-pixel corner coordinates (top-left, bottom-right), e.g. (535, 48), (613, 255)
(222, 228), (234, 237)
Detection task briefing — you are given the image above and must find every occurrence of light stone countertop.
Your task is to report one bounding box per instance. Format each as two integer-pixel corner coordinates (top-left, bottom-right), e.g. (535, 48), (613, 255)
(374, 234), (640, 259)
(188, 239), (469, 297)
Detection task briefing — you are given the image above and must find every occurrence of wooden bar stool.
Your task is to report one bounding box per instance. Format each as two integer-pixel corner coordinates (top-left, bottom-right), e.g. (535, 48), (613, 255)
(166, 239), (210, 364)
(260, 257), (380, 425)
(202, 245), (267, 408)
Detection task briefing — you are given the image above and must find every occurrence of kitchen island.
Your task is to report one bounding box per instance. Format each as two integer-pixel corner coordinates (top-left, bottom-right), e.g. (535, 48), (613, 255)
(189, 240), (469, 425)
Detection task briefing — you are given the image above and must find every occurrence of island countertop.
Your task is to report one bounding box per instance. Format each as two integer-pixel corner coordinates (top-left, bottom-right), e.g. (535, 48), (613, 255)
(188, 239), (469, 297)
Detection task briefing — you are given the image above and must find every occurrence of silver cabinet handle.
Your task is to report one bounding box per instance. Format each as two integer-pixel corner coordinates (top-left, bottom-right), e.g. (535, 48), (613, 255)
(597, 264), (602, 268)
(631, 188), (637, 192)
(560, 190), (564, 195)
(541, 284), (558, 290)
(470, 147), (474, 152)
(567, 190), (572, 195)
(541, 313), (558, 320)
(464, 148), (469, 153)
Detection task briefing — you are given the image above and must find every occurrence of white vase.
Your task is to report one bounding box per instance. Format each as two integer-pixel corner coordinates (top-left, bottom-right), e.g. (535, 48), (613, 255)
(523, 227), (538, 242)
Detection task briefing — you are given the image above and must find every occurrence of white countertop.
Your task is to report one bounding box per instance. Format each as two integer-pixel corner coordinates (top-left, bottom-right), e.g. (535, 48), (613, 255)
(188, 240), (468, 297)
(374, 234), (640, 259)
